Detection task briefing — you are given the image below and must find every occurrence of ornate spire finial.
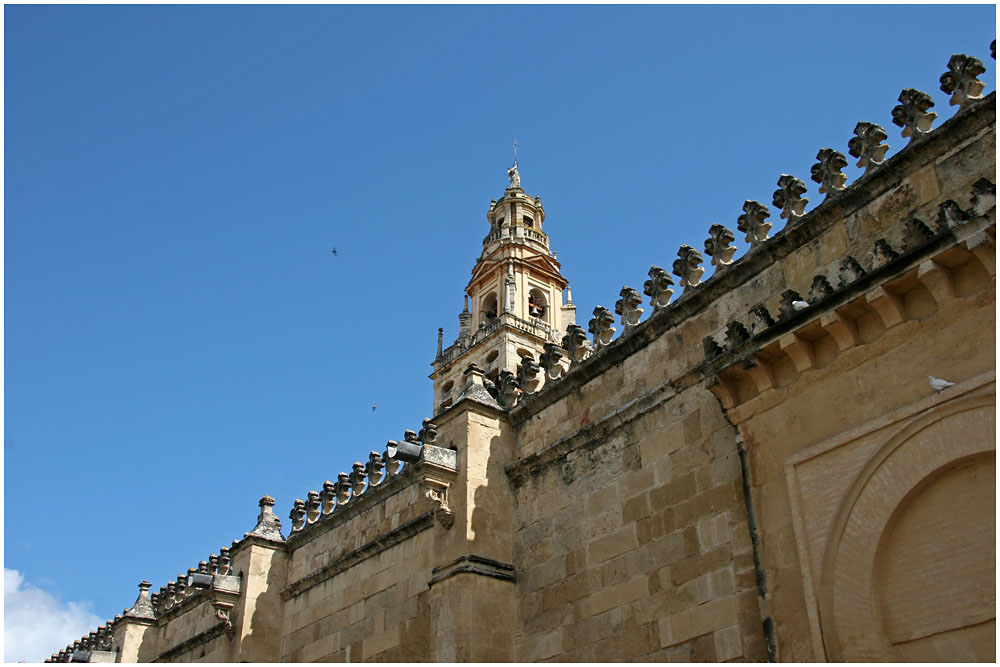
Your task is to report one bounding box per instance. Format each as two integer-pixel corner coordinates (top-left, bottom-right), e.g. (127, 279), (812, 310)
(124, 580), (156, 620)
(507, 140), (521, 189)
(249, 494), (284, 541)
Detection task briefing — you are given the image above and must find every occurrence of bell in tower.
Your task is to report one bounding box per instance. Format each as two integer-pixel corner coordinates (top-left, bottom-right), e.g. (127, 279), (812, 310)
(430, 154), (576, 413)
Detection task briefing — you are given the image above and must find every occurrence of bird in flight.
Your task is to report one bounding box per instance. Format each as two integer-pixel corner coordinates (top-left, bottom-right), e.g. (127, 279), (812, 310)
(331, 248), (338, 256)
(372, 404), (377, 412)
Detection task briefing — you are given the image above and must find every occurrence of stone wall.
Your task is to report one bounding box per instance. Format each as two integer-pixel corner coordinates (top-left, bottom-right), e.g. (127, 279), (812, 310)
(509, 383), (764, 661)
(278, 446), (459, 661)
(500, 87), (995, 661)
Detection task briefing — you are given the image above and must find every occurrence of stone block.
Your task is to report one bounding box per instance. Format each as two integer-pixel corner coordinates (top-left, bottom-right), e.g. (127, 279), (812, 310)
(909, 164), (941, 205)
(650, 472), (697, 508)
(642, 424), (686, 464)
(621, 494), (651, 523)
(586, 525), (637, 566)
(696, 513), (730, 551)
(516, 628), (563, 662)
(617, 464), (656, 499)
(588, 575), (648, 615)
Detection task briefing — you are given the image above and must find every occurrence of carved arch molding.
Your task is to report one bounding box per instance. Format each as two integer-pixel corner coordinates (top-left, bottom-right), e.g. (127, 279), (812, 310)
(786, 378), (995, 662)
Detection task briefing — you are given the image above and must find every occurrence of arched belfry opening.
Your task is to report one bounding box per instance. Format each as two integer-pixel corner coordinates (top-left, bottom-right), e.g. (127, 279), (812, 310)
(481, 293), (499, 324)
(528, 288), (548, 321)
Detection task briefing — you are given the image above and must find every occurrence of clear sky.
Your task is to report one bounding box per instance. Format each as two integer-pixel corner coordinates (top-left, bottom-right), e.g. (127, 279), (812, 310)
(4, 3), (996, 661)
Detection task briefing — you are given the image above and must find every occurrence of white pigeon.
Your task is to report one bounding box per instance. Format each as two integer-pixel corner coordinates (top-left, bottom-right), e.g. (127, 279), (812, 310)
(791, 300), (810, 311)
(929, 376), (955, 391)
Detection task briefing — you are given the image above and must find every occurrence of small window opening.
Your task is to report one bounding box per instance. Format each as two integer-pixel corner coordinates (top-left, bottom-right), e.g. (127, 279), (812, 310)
(523, 215), (534, 228)
(485, 350), (499, 365)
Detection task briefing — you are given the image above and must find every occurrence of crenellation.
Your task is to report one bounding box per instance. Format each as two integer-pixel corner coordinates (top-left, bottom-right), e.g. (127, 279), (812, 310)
(970, 177), (995, 217)
(365, 451), (385, 487)
(562, 323), (591, 365)
(892, 88), (938, 141)
(773, 174), (809, 222)
(496, 369), (520, 407)
(517, 353), (543, 394)
(935, 198), (971, 231)
(737, 200), (773, 247)
(383, 442), (404, 478)
(165, 581), (177, 611)
(871, 238), (900, 269)
(724, 321), (750, 351)
(704, 224), (738, 267)
(305, 491), (321, 524)
(703, 335), (724, 360)
(615, 286), (644, 333)
(778, 289), (806, 320)
(348, 462), (367, 498)
(589, 305), (617, 351)
(814, 151), (850, 204)
(643, 265), (675, 309)
(940, 53), (987, 109)
(848, 121), (890, 173)
(673, 244), (706, 288)
(836, 256), (866, 288)
(330, 472), (353, 507)
(749, 303), (776, 334)
(902, 217), (936, 251)
(808, 275), (835, 302)
(320, 479), (337, 514)
(289, 500), (306, 533)
(418, 418), (438, 446)
(174, 574), (189, 605)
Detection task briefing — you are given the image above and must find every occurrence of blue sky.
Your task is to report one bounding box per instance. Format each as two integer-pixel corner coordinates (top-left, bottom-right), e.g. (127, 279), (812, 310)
(4, 4), (996, 661)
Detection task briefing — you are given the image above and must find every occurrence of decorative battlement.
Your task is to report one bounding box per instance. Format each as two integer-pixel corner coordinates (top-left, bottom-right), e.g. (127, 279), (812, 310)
(285, 418), (443, 541)
(48, 617), (118, 663)
(48, 547), (248, 662)
(146, 545), (241, 620)
(477, 49), (995, 414)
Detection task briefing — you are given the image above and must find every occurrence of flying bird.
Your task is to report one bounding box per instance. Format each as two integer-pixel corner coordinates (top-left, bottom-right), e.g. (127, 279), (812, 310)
(929, 376), (955, 391)
(331, 248), (338, 256)
(372, 404), (377, 412)
(791, 300), (810, 311)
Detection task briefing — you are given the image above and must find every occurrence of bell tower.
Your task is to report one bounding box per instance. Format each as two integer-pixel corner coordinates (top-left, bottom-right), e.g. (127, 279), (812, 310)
(431, 157), (576, 413)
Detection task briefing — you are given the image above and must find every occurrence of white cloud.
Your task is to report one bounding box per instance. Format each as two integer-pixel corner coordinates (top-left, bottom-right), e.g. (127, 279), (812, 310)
(4, 568), (104, 663)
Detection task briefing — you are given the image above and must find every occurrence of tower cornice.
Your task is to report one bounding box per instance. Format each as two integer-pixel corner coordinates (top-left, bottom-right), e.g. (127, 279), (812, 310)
(466, 253), (568, 296)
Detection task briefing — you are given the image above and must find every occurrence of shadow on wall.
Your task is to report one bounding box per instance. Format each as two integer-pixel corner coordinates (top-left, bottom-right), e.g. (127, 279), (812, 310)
(239, 550), (286, 662)
(459, 429), (517, 660)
